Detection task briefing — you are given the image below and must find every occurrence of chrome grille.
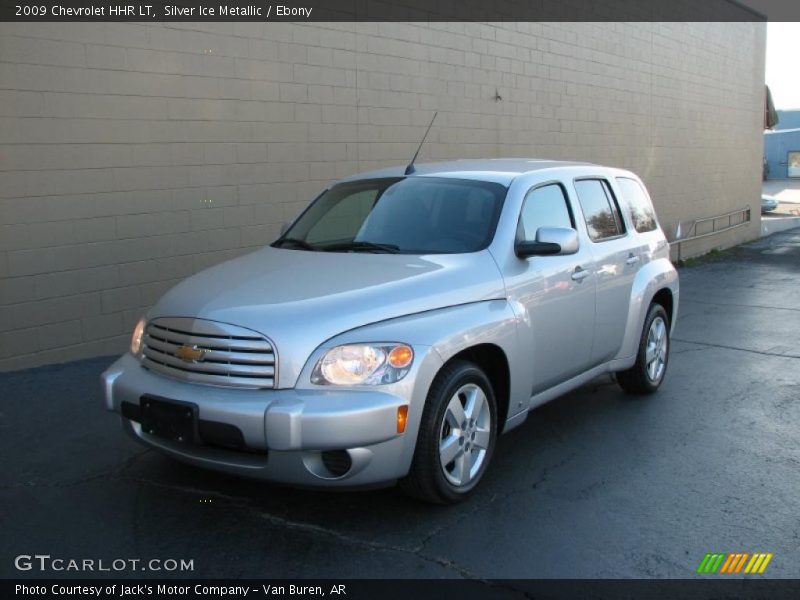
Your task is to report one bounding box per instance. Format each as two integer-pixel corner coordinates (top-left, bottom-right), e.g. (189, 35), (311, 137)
(141, 317), (276, 389)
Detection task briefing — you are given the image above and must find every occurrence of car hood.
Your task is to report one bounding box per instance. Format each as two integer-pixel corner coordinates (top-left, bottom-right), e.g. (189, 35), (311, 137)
(149, 247), (506, 387)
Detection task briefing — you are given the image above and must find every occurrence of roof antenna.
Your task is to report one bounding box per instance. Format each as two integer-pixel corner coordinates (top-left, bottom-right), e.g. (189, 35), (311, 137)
(405, 112), (437, 175)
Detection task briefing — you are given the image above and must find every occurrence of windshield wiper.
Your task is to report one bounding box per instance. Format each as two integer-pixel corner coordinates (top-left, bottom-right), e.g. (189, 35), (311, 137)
(272, 237), (318, 251)
(322, 241), (401, 254)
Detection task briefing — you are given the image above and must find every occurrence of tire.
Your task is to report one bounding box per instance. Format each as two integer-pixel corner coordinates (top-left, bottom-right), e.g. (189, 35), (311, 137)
(616, 303), (670, 395)
(400, 360), (498, 504)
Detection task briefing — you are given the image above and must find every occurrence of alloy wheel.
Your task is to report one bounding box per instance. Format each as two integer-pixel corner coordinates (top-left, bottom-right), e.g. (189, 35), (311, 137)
(645, 316), (668, 383)
(439, 383), (492, 487)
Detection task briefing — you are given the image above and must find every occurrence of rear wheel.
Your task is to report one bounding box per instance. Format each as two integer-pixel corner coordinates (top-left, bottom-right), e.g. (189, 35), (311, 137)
(617, 303), (670, 394)
(400, 360), (497, 504)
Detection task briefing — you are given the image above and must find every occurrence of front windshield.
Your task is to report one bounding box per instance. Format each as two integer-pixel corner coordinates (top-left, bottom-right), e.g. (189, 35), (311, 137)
(273, 177), (507, 254)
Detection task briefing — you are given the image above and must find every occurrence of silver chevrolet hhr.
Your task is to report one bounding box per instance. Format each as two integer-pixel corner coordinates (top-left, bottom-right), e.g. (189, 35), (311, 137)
(102, 159), (678, 503)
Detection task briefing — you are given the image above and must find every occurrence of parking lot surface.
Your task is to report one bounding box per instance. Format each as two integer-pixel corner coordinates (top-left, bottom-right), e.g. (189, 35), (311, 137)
(2, 229), (799, 579)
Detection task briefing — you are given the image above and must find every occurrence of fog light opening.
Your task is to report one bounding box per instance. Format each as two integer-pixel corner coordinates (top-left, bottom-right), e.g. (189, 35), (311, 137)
(321, 450), (352, 477)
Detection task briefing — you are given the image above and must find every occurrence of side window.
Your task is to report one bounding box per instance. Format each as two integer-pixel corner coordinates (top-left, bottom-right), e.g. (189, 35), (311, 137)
(518, 183), (574, 241)
(574, 179), (626, 241)
(616, 177), (658, 233)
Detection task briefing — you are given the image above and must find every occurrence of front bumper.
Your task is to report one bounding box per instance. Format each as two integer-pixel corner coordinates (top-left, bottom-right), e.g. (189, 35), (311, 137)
(102, 353), (438, 486)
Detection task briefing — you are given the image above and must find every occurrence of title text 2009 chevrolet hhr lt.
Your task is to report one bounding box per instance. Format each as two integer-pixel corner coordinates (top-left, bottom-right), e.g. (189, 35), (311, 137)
(102, 159), (678, 503)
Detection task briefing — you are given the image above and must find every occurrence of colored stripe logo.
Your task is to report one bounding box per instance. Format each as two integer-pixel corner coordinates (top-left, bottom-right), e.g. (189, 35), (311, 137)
(696, 552), (773, 574)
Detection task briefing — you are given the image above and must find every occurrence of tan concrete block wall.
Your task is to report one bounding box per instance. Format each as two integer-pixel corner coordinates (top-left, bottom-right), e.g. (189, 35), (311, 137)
(0, 21), (766, 370)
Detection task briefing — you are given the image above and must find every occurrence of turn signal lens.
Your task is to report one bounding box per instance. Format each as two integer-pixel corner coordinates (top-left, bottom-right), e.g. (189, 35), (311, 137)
(387, 345), (414, 369)
(397, 405), (409, 433)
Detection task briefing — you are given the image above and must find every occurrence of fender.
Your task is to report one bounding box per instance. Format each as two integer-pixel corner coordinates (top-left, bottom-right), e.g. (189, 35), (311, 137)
(614, 257), (680, 367)
(313, 299), (527, 428)
(293, 300), (523, 477)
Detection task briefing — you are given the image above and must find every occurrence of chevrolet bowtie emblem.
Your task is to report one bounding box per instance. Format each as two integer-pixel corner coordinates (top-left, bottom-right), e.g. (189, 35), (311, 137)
(175, 345), (206, 363)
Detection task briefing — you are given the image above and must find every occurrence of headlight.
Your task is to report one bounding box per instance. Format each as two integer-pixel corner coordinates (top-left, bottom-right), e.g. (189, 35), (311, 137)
(130, 317), (146, 356)
(311, 343), (414, 386)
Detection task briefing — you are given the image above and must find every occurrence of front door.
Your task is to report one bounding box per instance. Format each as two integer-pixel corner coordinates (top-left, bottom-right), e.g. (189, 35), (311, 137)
(503, 182), (596, 396)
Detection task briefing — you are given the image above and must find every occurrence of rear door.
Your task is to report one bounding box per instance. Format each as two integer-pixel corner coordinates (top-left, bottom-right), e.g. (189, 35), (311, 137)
(573, 178), (637, 364)
(614, 176), (663, 270)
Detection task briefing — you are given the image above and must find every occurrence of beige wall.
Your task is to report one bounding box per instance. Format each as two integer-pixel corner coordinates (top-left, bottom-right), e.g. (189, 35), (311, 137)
(0, 21), (766, 370)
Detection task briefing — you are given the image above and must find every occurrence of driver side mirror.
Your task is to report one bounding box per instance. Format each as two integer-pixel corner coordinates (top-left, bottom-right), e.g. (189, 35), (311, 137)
(515, 227), (579, 258)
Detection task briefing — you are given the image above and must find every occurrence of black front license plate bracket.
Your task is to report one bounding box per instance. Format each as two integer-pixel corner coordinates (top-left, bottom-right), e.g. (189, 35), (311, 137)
(139, 395), (198, 445)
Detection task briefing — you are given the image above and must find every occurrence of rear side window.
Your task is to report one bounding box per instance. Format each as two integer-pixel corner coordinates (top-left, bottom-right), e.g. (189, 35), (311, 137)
(574, 179), (626, 241)
(616, 177), (658, 233)
(518, 183), (574, 241)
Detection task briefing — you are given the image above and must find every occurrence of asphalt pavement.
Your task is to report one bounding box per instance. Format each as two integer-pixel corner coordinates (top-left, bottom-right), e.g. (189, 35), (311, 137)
(2, 228), (799, 579)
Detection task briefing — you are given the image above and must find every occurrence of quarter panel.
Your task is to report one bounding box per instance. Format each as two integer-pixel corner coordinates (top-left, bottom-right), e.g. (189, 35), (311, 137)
(615, 257), (680, 362)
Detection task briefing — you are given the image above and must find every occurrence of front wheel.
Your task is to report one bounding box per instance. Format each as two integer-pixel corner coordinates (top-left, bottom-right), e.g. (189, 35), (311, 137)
(616, 303), (670, 394)
(400, 360), (497, 504)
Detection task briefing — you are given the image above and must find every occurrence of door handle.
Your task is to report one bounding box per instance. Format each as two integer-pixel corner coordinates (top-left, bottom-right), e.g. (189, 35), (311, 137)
(626, 254), (639, 266)
(571, 267), (590, 282)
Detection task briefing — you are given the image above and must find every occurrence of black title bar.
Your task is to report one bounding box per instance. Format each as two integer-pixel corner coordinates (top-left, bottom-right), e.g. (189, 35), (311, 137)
(6, 579), (800, 600)
(1, 0), (792, 22)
